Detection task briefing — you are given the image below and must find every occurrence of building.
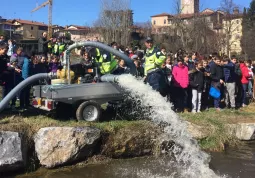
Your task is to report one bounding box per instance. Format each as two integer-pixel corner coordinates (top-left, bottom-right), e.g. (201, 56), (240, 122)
(52, 25), (65, 38)
(64, 25), (103, 42)
(181, 0), (200, 14)
(0, 16), (15, 38)
(222, 8), (243, 55)
(151, 3), (243, 55)
(151, 13), (173, 27)
(12, 19), (48, 40)
(151, 9), (225, 34)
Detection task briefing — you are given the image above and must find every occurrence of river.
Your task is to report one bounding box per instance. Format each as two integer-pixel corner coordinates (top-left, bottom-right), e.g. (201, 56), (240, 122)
(20, 142), (255, 178)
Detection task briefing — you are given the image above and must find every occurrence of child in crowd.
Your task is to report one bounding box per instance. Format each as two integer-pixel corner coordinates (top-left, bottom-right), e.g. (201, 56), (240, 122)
(8, 55), (22, 110)
(246, 60), (253, 97)
(210, 57), (224, 111)
(189, 62), (204, 113)
(172, 57), (189, 112)
(165, 56), (172, 83)
(201, 60), (211, 110)
(113, 58), (130, 75)
(48, 55), (61, 73)
(240, 60), (252, 107)
(19, 52), (33, 109)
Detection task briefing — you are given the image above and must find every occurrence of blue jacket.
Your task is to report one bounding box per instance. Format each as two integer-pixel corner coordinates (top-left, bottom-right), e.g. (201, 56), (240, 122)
(22, 58), (31, 79)
(184, 61), (194, 71)
(223, 62), (236, 83)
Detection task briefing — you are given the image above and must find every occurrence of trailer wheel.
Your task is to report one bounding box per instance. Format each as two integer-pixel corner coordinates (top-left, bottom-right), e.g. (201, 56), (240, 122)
(76, 101), (101, 122)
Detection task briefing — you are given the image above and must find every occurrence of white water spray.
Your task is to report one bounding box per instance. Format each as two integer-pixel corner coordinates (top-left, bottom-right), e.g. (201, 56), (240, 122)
(117, 74), (221, 178)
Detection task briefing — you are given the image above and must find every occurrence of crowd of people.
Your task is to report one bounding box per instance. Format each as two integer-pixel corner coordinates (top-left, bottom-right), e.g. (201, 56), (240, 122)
(0, 33), (254, 113)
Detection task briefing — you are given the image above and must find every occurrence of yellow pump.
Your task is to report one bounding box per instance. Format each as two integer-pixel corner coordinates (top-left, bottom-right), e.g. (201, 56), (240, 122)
(51, 68), (75, 85)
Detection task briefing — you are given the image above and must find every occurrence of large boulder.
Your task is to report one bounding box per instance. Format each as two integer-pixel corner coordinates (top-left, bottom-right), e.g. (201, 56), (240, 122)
(186, 122), (211, 139)
(229, 123), (255, 141)
(101, 121), (161, 158)
(34, 127), (101, 168)
(0, 131), (27, 172)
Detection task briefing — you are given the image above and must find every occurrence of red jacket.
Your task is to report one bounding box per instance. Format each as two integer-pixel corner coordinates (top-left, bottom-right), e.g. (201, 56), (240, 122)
(240, 63), (251, 84)
(172, 64), (189, 88)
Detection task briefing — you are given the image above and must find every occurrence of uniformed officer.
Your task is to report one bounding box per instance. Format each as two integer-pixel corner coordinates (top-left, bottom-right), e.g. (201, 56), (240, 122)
(144, 37), (168, 96)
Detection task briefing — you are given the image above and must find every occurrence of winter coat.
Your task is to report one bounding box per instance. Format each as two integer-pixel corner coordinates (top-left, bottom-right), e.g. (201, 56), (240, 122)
(184, 61), (195, 71)
(49, 62), (61, 73)
(22, 58), (32, 79)
(38, 37), (50, 54)
(0, 54), (8, 74)
(189, 69), (204, 92)
(201, 66), (211, 92)
(172, 64), (189, 88)
(240, 63), (251, 84)
(210, 63), (224, 83)
(223, 62), (236, 83)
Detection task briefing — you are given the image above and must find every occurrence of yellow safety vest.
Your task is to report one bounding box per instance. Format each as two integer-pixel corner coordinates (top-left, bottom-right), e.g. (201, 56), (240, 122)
(144, 47), (166, 75)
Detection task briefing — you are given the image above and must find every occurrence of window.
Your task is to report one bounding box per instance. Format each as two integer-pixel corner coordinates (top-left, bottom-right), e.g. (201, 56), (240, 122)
(164, 19), (166, 24)
(31, 26), (34, 30)
(236, 20), (239, 24)
(153, 20), (156, 25)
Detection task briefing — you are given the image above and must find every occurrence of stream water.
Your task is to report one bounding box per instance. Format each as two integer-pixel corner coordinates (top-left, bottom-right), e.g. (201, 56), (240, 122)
(21, 142), (255, 178)
(17, 75), (255, 178)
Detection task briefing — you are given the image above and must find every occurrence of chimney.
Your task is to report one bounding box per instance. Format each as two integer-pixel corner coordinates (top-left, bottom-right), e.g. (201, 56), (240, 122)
(233, 7), (239, 15)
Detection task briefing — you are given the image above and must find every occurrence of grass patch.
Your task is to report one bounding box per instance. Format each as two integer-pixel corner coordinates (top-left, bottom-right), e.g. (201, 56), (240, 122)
(180, 104), (255, 151)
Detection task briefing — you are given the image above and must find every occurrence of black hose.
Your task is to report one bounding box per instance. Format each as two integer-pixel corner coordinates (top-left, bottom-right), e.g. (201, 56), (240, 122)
(0, 73), (50, 113)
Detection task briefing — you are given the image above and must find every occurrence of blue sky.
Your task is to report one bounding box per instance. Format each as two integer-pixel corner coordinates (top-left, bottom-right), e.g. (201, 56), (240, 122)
(0, 0), (251, 26)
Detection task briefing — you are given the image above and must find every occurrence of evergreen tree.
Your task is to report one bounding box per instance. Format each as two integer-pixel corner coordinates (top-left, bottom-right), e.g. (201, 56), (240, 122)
(241, 0), (255, 58)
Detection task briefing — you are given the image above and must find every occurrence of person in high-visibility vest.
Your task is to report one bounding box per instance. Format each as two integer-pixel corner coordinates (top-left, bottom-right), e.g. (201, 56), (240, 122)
(89, 47), (117, 75)
(144, 37), (168, 96)
(53, 38), (65, 57)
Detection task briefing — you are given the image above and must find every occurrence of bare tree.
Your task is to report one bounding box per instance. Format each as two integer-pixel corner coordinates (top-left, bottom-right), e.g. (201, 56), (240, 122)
(93, 0), (133, 46)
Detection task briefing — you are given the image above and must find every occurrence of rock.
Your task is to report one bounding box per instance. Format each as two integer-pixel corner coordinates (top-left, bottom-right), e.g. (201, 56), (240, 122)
(186, 122), (210, 139)
(0, 131), (27, 172)
(34, 127), (101, 168)
(101, 121), (161, 158)
(232, 123), (255, 141)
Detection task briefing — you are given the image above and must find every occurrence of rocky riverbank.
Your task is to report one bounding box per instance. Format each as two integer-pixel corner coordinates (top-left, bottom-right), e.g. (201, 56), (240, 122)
(1, 104), (255, 175)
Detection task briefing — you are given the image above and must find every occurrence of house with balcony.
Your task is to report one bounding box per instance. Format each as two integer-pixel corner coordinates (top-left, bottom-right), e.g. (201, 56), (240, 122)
(12, 19), (48, 40)
(0, 16), (15, 37)
(151, 7), (243, 55)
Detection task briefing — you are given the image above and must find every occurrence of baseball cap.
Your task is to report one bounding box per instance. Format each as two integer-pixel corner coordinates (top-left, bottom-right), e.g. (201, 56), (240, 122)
(145, 37), (153, 42)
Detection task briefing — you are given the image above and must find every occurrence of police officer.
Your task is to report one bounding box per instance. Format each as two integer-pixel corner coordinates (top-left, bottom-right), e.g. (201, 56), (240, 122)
(144, 37), (168, 96)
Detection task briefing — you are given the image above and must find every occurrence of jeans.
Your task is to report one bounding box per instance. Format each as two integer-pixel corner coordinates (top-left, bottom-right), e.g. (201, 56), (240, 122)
(192, 89), (202, 112)
(242, 84), (248, 105)
(248, 80), (253, 96)
(225, 82), (236, 108)
(214, 98), (221, 109)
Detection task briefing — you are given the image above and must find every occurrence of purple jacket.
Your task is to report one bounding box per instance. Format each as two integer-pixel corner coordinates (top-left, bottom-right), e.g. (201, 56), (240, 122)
(49, 62), (60, 73)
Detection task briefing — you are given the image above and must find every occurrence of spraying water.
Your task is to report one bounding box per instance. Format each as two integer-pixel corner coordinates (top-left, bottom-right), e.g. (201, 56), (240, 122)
(116, 74), (222, 178)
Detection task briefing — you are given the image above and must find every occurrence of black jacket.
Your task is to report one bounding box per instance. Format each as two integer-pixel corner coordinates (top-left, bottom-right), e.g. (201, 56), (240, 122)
(0, 54), (14, 84)
(38, 37), (50, 54)
(0, 54), (8, 74)
(189, 69), (204, 92)
(210, 63), (224, 83)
